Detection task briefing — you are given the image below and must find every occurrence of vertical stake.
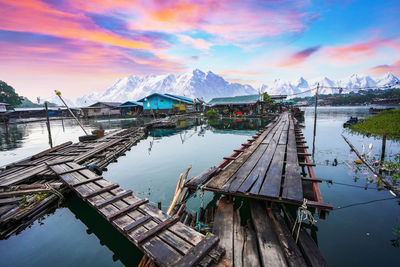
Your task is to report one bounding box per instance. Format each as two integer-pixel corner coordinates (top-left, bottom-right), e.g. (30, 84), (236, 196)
(312, 83), (319, 160)
(381, 132), (387, 164)
(45, 102), (53, 148)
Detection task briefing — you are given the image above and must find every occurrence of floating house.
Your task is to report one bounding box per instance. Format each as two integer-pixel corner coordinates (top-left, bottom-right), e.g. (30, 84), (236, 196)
(81, 102), (121, 117)
(208, 94), (262, 115)
(208, 94), (287, 115)
(118, 101), (143, 116)
(10, 107), (80, 118)
(137, 93), (195, 114)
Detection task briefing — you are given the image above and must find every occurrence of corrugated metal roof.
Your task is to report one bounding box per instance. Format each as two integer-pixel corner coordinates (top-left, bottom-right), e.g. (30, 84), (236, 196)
(88, 102), (122, 108)
(137, 93), (194, 104)
(119, 101), (143, 107)
(208, 94), (260, 105)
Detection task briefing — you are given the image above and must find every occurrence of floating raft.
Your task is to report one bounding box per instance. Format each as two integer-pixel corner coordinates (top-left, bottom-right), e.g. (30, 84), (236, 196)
(187, 112), (332, 210)
(48, 162), (224, 267)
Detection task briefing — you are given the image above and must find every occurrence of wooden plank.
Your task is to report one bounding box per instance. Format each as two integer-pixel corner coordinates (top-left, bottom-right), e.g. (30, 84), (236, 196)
(56, 166), (87, 175)
(268, 207), (307, 267)
(123, 214), (152, 232)
(46, 158), (74, 166)
(95, 190), (133, 208)
(240, 123), (283, 194)
(175, 234), (219, 267)
(243, 225), (261, 267)
(31, 141), (72, 160)
(258, 144), (286, 198)
(72, 177), (103, 187)
(233, 209), (244, 267)
(107, 198), (149, 221)
(250, 200), (287, 266)
(224, 143), (269, 192)
(83, 184), (119, 199)
(207, 118), (280, 190)
(186, 166), (219, 188)
(212, 197), (233, 266)
(223, 157), (237, 161)
(302, 177), (322, 183)
(299, 162), (316, 167)
(282, 128), (303, 202)
(134, 214), (180, 245)
(281, 205), (329, 267)
(0, 197), (22, 205)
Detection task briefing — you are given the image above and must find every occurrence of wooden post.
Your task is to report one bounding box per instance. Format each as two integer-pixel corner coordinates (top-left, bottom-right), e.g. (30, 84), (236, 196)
(312, 83), (319, 159)
(55, 90), (88, 135)
(45, 102), (53, 148)
(381, 132), (386, 164)
(158, 202), (162, 210)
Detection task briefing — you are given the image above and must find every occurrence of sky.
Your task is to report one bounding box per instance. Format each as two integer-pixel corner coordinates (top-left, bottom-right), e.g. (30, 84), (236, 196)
(1, 0), (400, 100)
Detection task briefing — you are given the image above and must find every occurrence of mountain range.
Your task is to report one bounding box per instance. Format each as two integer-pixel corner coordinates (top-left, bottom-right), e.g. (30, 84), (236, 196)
(46, 69), (399, 107)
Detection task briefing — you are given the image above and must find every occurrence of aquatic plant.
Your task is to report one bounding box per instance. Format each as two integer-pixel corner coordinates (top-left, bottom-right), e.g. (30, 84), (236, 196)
(350, 109), (400, 138)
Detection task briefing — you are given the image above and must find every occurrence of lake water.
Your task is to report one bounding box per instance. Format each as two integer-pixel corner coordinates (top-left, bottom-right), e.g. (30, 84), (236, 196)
(0, 107), (399, 266)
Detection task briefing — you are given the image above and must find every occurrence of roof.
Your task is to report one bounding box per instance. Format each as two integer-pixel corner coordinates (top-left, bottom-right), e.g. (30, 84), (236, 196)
(164, 93), (194, 103)
(208, 94), (260, 105)
(137, 93), (194, 104)
(0, 102), (10, 106)
(119, 101), (143, 107)
(86, 102), (122, 108)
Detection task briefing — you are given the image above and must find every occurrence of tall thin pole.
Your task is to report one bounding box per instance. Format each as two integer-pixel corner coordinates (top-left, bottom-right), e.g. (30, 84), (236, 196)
(381, 132), (387, 164)
(44, 102), (53, 148)
(312, 83), (319, 160)
(55, 90), (88, 135)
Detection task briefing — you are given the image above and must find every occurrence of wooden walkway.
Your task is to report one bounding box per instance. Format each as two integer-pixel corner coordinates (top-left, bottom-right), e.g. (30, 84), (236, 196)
(187, 113), (332, 210)
(212, 197), (329, 267)
(48, 162), (224, 267)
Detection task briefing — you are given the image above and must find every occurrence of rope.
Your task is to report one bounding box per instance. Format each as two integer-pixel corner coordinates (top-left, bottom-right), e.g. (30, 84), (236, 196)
(291, 199), (316, 243)
(195, 187), (210, 232)
(44, 182), (64, 207)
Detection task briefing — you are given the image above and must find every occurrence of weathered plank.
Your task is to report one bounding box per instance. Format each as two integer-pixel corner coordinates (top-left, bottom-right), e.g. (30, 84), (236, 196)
(72, 177), (104, 187)
(134, 215), (180, 245)
(212, 197), (233, 266)
(95, 190), (132, 208)
(281, 205), (329, 267)
(233, 209), (244, 267)
(250, 200), (288, 266)
(123, 214), (152, 232)
(107, 198), (149, 221)
(258, 144), (286, 198)
(186, 166), (219, 188)
(83, 184), (119, 199)
(243, 224), (261, 267)
(175, 234), (219, 267)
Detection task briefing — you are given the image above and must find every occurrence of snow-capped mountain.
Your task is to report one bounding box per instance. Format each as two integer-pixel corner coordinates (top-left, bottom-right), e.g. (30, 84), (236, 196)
(263, 72), (399, 98)
(74, 69), (256, 106)
(46, 70), (399, 106)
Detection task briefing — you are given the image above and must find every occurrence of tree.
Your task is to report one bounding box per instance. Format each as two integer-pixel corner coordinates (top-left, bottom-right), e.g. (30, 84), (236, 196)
(0, 81), (22, 107)
(262, 92), (275, 113)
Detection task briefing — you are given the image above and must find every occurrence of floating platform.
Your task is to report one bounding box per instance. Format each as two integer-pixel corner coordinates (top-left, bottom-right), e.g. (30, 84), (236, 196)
(186, 112), (332, 210)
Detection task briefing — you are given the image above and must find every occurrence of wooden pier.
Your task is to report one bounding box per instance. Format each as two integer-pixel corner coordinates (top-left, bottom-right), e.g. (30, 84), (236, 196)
(186, 112), (332, 210)
(47, 162), (224, 266)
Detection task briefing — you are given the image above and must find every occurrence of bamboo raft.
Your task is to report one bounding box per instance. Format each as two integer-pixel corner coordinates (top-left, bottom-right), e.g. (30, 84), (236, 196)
(186, 112), (332, 211)
(0, 127), (146, 238)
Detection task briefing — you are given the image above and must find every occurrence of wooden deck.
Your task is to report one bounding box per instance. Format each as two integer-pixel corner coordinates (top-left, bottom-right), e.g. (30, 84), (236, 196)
(186, 113), (332, 210)
(48, 161), (224, 267)
(212, 197), (329, 267)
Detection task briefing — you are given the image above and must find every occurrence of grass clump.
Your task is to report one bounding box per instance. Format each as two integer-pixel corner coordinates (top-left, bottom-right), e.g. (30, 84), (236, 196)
(350, 109), (400, 138)
(206, 110), (218, 118)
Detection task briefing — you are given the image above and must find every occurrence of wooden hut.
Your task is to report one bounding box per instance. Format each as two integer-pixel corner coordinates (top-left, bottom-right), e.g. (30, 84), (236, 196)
(81, 102), (121, 117)
(118, 101), (143, 116)
(137, 93), (195, 115)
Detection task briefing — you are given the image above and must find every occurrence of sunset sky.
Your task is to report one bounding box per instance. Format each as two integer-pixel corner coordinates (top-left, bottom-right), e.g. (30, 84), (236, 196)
(1, 0), (399, 100)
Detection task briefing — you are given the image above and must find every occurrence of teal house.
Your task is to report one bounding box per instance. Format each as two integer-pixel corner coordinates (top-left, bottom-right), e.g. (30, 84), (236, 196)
(118, 101), (143, 116)
(137, 93), (194, 114)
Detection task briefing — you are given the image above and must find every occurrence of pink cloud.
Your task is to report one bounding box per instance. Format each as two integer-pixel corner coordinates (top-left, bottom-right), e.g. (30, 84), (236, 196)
(177, 34), (213, 50)
(277, 46), (321, 67)
(369, 60), (400, 76)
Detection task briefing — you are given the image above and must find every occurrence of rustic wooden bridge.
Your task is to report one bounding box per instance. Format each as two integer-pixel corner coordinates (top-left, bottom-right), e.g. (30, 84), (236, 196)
(186, 112), (332, 210)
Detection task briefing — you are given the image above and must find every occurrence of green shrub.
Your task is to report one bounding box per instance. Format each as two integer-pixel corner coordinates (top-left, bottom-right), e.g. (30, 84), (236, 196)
(206, 110), (218, 118)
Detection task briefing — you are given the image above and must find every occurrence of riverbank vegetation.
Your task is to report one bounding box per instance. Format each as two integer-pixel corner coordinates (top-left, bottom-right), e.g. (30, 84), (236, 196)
(350, 109), (400, 138)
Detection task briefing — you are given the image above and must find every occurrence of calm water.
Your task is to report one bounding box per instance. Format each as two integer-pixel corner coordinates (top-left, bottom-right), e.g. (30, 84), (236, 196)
(0, 107), (399, 266)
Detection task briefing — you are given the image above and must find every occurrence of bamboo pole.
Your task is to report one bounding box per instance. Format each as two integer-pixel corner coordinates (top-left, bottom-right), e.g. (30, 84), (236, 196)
(44, 102), (53, 148)
(54, 90), (88, 135)
(342, 134), (399, 197)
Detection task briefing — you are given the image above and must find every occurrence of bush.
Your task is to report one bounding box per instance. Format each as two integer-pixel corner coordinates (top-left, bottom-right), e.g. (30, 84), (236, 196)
(206, 110), (218, 118)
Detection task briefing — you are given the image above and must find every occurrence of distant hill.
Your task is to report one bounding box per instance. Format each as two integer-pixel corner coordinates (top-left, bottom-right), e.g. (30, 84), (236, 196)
(18, 97), (57, 108)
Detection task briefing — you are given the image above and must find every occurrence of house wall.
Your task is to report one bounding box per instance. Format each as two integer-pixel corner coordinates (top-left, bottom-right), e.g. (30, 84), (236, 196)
(83, 107), (120, 117)
(142, 95), (177, 110)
